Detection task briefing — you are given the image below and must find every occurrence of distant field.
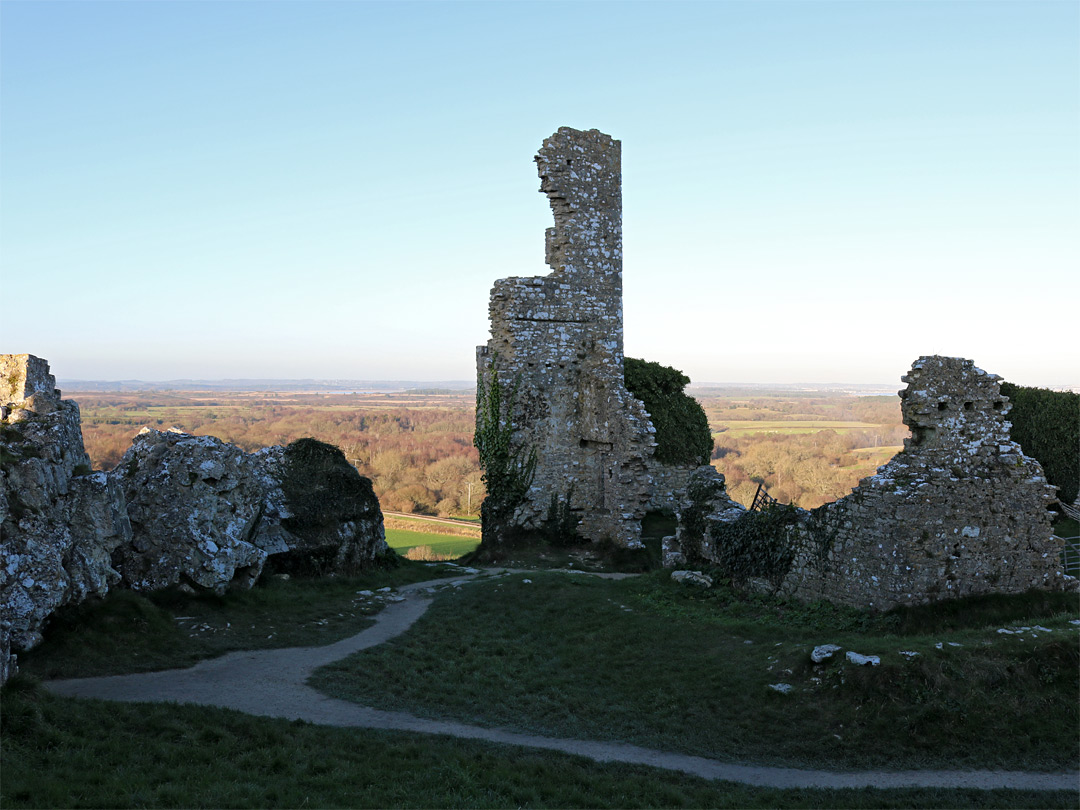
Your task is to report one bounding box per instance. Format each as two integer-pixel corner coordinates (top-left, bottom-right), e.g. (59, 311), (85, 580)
(384, 528), (479, 559)
(714, 420), (881, 436)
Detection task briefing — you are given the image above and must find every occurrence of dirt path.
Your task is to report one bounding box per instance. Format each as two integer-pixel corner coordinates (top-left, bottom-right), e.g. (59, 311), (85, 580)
(45, 572), (1078, 792)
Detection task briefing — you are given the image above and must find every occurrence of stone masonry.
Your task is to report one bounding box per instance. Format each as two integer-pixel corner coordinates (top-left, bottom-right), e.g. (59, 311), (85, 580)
(668, 356), (1069, 609)
(776, 356), (1068, 609)
(477, 128), (658, 547)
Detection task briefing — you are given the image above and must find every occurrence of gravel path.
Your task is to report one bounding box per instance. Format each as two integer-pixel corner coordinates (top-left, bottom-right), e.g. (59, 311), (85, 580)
(45, 572), (1079, 792)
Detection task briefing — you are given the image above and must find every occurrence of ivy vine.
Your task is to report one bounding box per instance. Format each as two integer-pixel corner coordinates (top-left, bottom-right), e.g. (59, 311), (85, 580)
(474, 360), (537, 522)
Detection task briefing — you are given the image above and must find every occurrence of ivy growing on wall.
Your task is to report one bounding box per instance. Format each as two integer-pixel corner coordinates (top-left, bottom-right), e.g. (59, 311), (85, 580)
(474, 361), (537, 523)
(703, 504), (800, 588)
(624, 358), (713, 466)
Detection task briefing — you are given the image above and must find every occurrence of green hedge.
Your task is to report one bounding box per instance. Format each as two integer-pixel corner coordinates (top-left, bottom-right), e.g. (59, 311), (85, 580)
(999, 383), (1079, 505)
(624, 358), (713, 466)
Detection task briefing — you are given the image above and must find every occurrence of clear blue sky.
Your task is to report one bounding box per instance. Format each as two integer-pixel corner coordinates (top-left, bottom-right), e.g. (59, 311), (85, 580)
(2, 1), (1077, 387)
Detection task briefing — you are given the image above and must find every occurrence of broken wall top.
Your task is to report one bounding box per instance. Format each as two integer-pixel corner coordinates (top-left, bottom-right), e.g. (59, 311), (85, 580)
(1, 354), (59, 406)
(535, 127), (622, 281)
(900, 355), (1012, 454)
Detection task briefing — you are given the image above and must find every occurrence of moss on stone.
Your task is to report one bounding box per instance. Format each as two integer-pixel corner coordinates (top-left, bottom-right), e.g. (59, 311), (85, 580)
(278, 438), (378, 537)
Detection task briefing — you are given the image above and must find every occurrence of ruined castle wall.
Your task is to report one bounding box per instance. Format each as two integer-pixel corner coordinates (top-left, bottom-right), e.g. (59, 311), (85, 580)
(478, 128), (658, 547)
(777, 356), (1066, 609)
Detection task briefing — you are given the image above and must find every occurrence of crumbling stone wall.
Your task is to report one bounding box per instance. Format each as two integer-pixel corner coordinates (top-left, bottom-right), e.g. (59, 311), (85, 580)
(477, 128), (658, 547)
(1, 355), (131, 684)
(778, 356), (1067, 608)
(668, 357), (1069, 609)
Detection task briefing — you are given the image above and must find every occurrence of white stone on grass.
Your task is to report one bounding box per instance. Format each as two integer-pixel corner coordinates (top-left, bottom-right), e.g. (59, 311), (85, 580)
(811, 644), (842, 663)
(670, 570), (714, 588)
(846, 651), (880, 667)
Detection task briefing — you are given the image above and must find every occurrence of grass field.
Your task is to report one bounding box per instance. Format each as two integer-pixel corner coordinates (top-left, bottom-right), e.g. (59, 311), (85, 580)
(312, 572), (1080, 773)
(4, 566), (1078, 809)
(5, 678), (1072, 809)
(385, 528), (480, 559)
(16, 562), (458, 681)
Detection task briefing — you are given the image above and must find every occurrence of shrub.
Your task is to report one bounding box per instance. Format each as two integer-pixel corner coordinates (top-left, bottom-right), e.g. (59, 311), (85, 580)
(624, 358), (712, 466)
(999, 383), (1079, 505)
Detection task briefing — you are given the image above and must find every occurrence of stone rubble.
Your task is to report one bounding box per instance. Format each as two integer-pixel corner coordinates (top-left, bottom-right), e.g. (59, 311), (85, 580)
(811, 644), (842, 663)
(670, 570), (714, 588)
(846, 651), (881, 667)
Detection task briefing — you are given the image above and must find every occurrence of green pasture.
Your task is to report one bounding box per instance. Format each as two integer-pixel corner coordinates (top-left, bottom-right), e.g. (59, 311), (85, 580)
(385, 528), (480, 559)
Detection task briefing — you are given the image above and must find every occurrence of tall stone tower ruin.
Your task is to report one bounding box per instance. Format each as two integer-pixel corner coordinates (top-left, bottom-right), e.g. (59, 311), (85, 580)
(477, 127), (657, 547)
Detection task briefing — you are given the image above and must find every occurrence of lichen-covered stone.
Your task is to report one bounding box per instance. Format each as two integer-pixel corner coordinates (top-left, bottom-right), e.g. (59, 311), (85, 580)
(477, 128), (697, 548)
(1, 355), (130, 684)
(111, 431), (389, 592)
(111, 428), (269, 594)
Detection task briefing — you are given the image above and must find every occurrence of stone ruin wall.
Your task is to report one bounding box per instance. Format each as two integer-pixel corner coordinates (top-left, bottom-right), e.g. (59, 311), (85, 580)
(775, 356), (1067, 609)
(478, 128), (660, 547)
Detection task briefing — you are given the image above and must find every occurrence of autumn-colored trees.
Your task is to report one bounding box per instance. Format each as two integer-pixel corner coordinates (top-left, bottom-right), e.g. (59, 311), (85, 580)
(71, 389), (907, 518)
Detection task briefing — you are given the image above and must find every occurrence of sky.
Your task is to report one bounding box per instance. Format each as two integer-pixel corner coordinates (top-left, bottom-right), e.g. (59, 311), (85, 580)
(2, 1), (1077, 388)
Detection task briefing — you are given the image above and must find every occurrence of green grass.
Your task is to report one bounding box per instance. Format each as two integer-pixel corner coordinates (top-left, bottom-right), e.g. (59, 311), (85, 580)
(312, 572), (1080, 772)
(2, 678), (1075, 809)
(18, 561), (458, 680)
(385, 528), (480, 558)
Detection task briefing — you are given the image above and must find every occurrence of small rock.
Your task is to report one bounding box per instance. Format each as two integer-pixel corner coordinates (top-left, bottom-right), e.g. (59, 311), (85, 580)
(522, 579), (532, 584)
(935, 642), (944, 649)
(947, 642), (962, 647)
(898, 650), (920, 658)
(1033, 626), (1053, 633)
(811, 644), (842, 663)
(846, 651), (880, 666)
(377, 587), (392, 593)
(356, 590), (373, 596)
(670, 570), (713, 588)
(768, 683), (793, 694)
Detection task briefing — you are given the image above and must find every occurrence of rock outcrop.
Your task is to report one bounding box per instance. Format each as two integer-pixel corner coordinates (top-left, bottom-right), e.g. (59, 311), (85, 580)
(113, 433), (389, 593)
(1, 355), (131, 683)
(112, 428), (270, 593)
(1, 354), (390, 685)
(254, 439), (388, 576)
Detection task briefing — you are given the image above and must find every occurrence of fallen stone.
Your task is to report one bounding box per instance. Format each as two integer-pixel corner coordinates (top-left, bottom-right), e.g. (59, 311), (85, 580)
(846, 651), (880, 667)
(768, 683), (793, 694)
(671, 570), (713, 588)
(811, 644), (842, 663)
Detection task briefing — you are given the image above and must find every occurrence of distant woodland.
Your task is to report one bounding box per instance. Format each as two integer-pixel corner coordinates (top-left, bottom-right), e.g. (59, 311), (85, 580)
(71, 389), (907, 516)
